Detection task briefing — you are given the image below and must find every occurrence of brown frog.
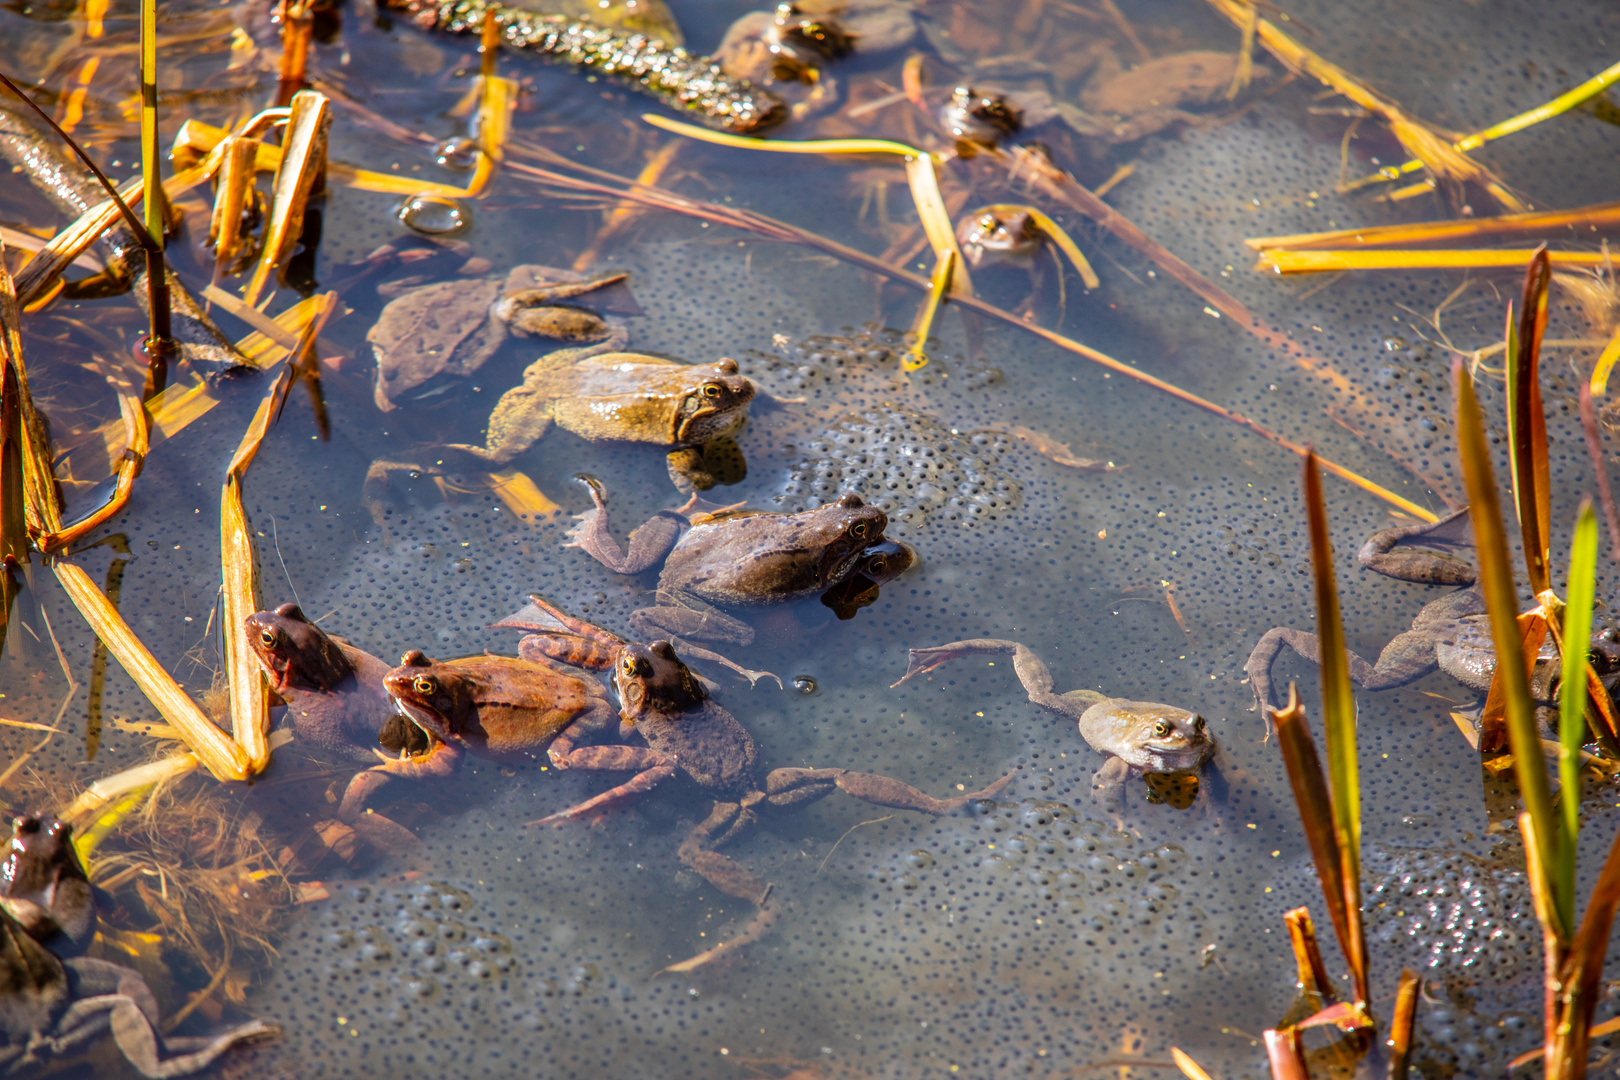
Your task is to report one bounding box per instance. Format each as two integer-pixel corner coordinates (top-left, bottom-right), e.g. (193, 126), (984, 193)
(893, 639), (1215, 807)
(516, 600), (1009, 972)
(378, 650), (618, 782)
(444, 346), (757, 491)
(0, 814), (275, 1077)
(1244, 508), (1620, 730)
(820, 538), (915, 620)
(564, 477), (894, 645)
(245, 603), (399, 761)
(368, 265), (635, 411)
(1075, 50), (1267, 143)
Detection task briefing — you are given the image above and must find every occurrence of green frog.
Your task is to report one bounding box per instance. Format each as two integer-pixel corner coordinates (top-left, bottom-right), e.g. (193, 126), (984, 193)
(444, 348), (756, 491)
(368, 265), (633, 411)
(564, 477), (893, 645)
(517, 600), (1009, 972)
(893, 639), (1214, 806)
(0, 815), (276, 1077)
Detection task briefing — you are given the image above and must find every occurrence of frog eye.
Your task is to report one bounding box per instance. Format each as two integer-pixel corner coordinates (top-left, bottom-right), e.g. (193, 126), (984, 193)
(701, 382), (723, 399)
(1153, 720), (1171, 737)
(258, 628), (278, 648)
(622, 656), (638, 676)
(412, 676), (436, 696)
(1193, 716), (1206, 733)
(868, 557), (887, 574)
(849, 521), (869, 540)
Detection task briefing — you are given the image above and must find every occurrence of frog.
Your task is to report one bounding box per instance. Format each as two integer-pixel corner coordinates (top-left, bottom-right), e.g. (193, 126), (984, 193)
(563, 475), (893, 645)
(514, 600), (1010, 972)
(1244, 508), (1620, 730)
(0, 814), (276, 1078)
(244, 603), (399, 761)
(956, 207), (1042, 269)
(378, 650), (619, 783)
(820, 538), (915, 620)
(1075, 50), (1264, 143)
(892, 639), (1214, 807)
(0, 814), (93, 956)
(368, 264), (636, 411)
(244, 604), (427, 852)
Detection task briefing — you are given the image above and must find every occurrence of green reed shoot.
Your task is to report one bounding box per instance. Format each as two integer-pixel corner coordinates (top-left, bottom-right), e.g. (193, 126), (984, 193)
(1453, 356), (1563, 930)
(1557, 500), (1597, 906)
(1299, 447), (1367, 1004)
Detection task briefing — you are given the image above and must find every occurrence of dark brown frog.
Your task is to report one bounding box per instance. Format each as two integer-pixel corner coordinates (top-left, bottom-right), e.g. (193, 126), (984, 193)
(565, 477), (894, 645)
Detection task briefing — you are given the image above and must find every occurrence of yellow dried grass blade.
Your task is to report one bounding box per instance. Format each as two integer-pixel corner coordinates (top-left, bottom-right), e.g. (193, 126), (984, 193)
(52, 562), (249, 781)
(1171, 1047), (1216, 1080)
(219, 366), (292, 771)
(202, 284), (300, 352)
(1204, 0), (1524, 211)
(59, 751), (199, 825)
(37, 391), (147, 553)
(485, 467), (560, 518)
(903, 249), (953, 372)
(244, 89), (330, 306)
(1247, 201), (1620, 252)
(1589, 326), (1620, 394)
(233, 292), (332, 368)
(0, 249), (60, 538)
(1021, 206), (1100, 289)
(208, 136), (259, 273)
(1347, 59), (1620, 190)
(1258, 249), (1611, 274)
(640, 114), (971, 294)
(12, 177), (143, 308)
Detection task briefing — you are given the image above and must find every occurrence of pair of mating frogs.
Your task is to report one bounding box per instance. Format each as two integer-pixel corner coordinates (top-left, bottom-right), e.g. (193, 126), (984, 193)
(1245, 508), (1620, 723)
(367, 265), (755, 491)
(0, 814), (274, 1076)
(247, 597), (1002, 971)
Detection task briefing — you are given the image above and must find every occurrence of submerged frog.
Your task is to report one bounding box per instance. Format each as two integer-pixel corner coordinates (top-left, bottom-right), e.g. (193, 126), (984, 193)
(893, 639), (1214, 806)
(517, 600), (1009, 972)
(1076, 50), (1263, 143)
(1244, 508), (1620, 725)
(820, 539), (915, 620)
(565, 476), (895, 644)
(379, 650), (619, 781)
(0, 814), (276, 1078)
(368, 265), (634, 411)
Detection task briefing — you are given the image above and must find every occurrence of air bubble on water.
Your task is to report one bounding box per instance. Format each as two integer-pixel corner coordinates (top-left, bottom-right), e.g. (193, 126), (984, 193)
(792, 675), (817, 694)
(398, 194), (469, 235)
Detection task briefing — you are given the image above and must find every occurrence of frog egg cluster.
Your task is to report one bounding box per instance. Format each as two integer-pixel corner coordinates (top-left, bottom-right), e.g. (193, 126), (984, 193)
(1362, 847), (1535, 983)
(774, 404), (1022, 532)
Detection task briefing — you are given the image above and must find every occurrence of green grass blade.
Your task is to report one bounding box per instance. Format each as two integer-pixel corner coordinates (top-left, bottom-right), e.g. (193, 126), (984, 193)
(1454, 356), (1567, 939)
(1559, 500), (1598, 901)
(1302, 448), (1366, 999)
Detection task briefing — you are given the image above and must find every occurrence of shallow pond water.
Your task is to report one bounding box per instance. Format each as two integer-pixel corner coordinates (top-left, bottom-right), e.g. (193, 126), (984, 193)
(3, 0), (1620, 1076)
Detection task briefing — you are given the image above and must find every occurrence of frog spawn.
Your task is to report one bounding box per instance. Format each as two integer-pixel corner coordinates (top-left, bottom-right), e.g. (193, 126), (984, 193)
(776, 405), (1022, 534)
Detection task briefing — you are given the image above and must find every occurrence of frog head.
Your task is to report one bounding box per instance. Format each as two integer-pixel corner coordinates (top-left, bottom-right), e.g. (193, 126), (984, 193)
(245, 603), (353, 694)
(673, 359), (756, 445)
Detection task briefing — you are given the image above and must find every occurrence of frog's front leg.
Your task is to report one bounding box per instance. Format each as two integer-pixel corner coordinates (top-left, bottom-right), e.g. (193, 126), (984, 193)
(631, 601), (756, 647)
(563, 474), (687, 574)
(442, 375), (556, 464)
(1243, 627), (1433, 713)
(334, 771), (420, 853)
(1090, 755), (1132, 807)
(667, 447), (717, 492)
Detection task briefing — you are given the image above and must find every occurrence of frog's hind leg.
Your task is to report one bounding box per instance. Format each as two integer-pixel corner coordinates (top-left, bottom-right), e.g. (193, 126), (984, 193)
(631, 604), (755, 647)
(1244, 627), (1430, 715)
(892, 638), (1068, 709)
(659, 804), (779, 974)
(528, 746), (678, 823)
(562, 474), (687, 574)
(59, 958), (277, 1078)
(764, 768), (1012, 814)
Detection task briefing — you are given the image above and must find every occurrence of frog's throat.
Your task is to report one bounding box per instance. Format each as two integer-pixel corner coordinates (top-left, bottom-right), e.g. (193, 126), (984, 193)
(390, 699), (449, 758)
(674, 403), (745, 445)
